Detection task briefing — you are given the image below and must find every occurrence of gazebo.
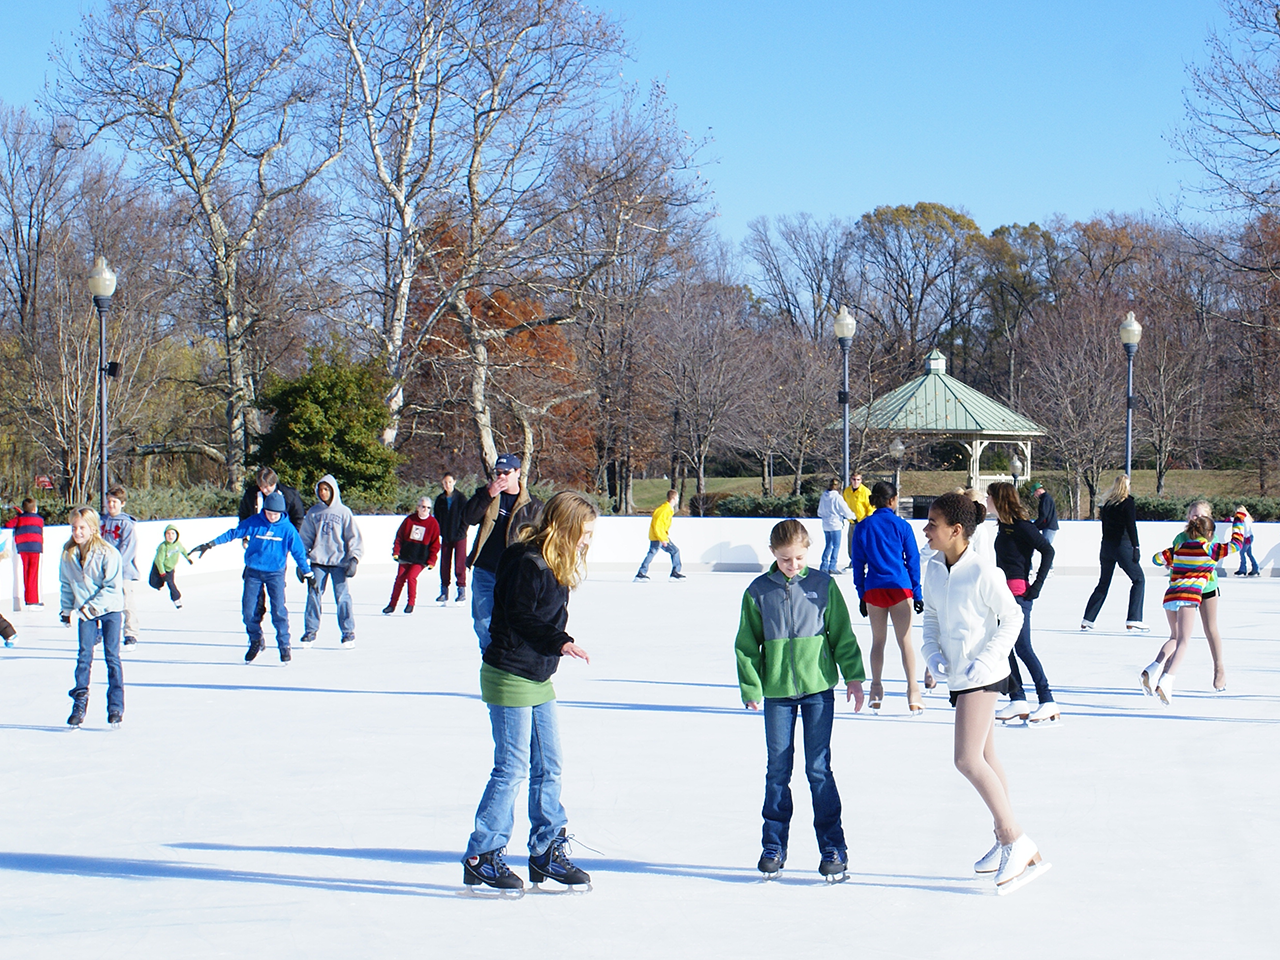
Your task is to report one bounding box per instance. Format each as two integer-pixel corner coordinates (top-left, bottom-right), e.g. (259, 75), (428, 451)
(852, 350), (1046, 490)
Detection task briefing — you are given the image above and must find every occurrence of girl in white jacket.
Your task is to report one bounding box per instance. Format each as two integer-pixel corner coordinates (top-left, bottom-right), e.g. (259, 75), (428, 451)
(921, 492), (1049, 894)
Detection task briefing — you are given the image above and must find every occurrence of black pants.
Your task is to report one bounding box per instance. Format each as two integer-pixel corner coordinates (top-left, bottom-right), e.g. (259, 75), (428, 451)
(148, 566), (182, 603)
(1083, 538), (1145, 624)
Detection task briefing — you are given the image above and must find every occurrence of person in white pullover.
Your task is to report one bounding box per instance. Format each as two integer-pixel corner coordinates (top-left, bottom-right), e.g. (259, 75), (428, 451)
(920, 492), (1049, 895)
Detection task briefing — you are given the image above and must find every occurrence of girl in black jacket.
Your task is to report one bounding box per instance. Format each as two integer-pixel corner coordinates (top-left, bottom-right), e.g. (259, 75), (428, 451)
(988, 483), (1058, 723)
(1081, 474), (1148, 632)
(462, 491), (595, 896)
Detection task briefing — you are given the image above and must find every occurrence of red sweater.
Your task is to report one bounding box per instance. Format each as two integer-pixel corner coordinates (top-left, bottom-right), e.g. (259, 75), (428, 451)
(394, 514), (440, 567)
(3, 512), (44, 553)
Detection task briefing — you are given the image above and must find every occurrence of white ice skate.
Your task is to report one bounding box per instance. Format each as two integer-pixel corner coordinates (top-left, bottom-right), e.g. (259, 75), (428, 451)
(1126, 621), (1151, 633)
(996, 700), (1030, 723)
(994, 834), (1051, 895)
(1028, 701), (1060, 723)
(974, 840), (1002, 875)
(1156, 673), (1175, 705)
(1140, 662), (1162, 696)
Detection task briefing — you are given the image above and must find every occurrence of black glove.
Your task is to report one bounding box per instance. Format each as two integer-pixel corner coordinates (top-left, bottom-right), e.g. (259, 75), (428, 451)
(914, 598), (925, 615)
(296, 566), (311, 584)
(1132, 546), (1141, 563)
(344, 558), (359, 578)
(60, 611), (71, 625)
(858, 599), (868, 618)
(192, 542), (213, 558)
(1022, 584), (1041, 602)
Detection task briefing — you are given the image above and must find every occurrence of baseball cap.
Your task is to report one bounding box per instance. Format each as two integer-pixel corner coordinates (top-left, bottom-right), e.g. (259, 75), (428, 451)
(1030, 481), (1044, 492)
(494, 453), (522, 472)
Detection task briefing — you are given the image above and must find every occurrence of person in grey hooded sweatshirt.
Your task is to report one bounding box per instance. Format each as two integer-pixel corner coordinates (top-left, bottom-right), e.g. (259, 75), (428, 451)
(299, 474), (364, 647)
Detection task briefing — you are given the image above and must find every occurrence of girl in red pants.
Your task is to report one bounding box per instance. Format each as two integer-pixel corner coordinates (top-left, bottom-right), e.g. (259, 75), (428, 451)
(384, 498), (440, 614)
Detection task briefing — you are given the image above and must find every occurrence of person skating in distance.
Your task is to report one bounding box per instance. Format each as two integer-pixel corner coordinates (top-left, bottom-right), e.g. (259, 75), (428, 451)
(193, 491), (313, 663)
(60, 507), (125, 728)
(634, 489), (685, 581)
(299, 475), (364, 648)
(462, 492), (597, 896)
(735, 519), (865, 882)
(921, 492), (1050, 895)
(384, 497), (440, 614)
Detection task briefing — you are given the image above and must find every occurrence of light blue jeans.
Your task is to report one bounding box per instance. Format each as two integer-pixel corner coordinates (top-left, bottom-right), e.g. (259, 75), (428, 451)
(304, 564), (354, 638)
(471, 566), (497, 653)
(465, 700), (567, 858)
(637, 539), (681, 576)
(820, 530), (842, 572)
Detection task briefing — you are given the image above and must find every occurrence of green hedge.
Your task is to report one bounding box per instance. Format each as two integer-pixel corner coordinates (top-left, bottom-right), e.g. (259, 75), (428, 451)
(1134, 496), (1280, 522)
(716, 494), (812, 518)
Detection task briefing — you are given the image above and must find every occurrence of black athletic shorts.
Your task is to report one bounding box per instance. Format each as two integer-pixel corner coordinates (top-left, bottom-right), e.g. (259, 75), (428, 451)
(950, 677), (1010, 708)
(1202, 588), (1218, 601)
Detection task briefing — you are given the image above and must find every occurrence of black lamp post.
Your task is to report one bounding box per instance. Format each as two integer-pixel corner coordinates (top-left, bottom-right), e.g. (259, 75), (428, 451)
(1119, 311), (1143, 478)
(89, 256), (118, 514)
(834, 305), (856, 487)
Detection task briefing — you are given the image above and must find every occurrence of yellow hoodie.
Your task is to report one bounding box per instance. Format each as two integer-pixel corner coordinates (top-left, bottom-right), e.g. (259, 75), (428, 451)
(842, 484), (872, 523)
(649, 500), (675, 542)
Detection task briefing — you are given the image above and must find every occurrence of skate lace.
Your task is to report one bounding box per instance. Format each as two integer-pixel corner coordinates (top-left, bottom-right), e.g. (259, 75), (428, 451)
(490, 847), (512, 876)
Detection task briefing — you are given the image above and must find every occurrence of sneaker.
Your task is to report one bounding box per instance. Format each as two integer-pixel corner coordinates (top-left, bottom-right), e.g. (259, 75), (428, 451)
(818, 849), (847, 880)
(996, 699), (1030, 722)
(436, 591), (449, 603)
(341, 635), (355, 648)
(974, 839), (1002, 874)
(123, 636), (138, 646)
(245, 640), (264, 662)
(404, 604), (414, 613)
(382, 603), (395, 615)
(670, 571), (686, 580)
(633, 573), (650, 582)
(1125, 621), (1150, 633)
(279, 647), (292, 663)
(528, 829), (591, 887)
(456, 587), (467, 603)
(463, 848), (524, 891)
(757, 846), (785, 876)
(1028, 701), (1060, 723)
(108, 712), (122, 728)
(298, 634), (315, 647)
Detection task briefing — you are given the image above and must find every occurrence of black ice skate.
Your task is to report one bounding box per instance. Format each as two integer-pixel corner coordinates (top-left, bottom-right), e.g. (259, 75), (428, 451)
(67, 688), (88, 728)
(462, 848), (525, 898)
(528, 829), (591, 892)
(819, 849), (848, 883)
(108, 712), (122, 729)
(757, 847), (785, 880)
(245, 639), (264, 662)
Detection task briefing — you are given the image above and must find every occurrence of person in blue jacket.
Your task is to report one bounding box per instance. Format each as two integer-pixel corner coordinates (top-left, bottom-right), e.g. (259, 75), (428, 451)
(850, 481), (927, 715)
(193, 491), (313, 663)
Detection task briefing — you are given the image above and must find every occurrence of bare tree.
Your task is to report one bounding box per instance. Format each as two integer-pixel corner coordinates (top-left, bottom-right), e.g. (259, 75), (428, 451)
(57, 0), (346, 487)
(743, 213), (853, 341)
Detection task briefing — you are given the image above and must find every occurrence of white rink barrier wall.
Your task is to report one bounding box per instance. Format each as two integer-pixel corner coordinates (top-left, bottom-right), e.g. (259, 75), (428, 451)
(5, 514), (1279, 609)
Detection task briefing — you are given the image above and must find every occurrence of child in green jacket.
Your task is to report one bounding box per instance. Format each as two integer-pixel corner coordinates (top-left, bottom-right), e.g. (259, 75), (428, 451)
(735, 518), (865, 882)
(150, 524), (192, 608)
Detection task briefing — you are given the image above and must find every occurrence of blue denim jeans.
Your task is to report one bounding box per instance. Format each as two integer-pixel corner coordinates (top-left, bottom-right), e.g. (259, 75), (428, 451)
(242, 569), (290, 650)
(304, 564), (354, 638)
(471, 566), (497, 653)
(1238, 536), (1259, 575)
(465, 701), (567, 858)
(762, 689), (845, 856)
(637, 539), (681, 576)
(74, 611), (124, 715)
(820, 530), (842, 573)
(1007, 595), (1053, 703)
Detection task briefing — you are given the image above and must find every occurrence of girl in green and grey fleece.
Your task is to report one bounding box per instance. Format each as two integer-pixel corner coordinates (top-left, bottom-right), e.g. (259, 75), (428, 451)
(150, 524), (192, 607)
(735, 519), (865, 879)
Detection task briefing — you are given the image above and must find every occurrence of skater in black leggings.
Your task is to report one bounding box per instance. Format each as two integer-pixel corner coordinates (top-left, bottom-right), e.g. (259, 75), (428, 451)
(1081, 474), (1147, 632)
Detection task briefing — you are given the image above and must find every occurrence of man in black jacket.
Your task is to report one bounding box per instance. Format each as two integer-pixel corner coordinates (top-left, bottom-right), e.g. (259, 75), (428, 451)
(464, 453), (542, 653)
(1031, 481), (1059, 545)
(238, 467), (307, 624)
(434, 472), (469, 604)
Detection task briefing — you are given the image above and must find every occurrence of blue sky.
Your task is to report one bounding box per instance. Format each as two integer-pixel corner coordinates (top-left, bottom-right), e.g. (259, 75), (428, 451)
(1, 1), (1227, 239)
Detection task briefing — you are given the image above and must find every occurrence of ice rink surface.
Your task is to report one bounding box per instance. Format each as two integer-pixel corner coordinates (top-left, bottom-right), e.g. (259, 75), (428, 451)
(1, 562), (1276, 959)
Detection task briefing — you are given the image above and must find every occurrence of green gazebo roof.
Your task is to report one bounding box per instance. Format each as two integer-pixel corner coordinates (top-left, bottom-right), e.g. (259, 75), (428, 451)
(852, 350), (1045, 436)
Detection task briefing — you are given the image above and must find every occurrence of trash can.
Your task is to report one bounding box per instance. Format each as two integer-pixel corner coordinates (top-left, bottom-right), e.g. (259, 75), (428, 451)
(912, 495), (936, 520)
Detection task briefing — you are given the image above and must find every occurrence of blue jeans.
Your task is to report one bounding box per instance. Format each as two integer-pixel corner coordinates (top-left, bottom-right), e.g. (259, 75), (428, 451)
(1042, 528), (1057, 545)
(465, 701), (567, 858)
(762, 690), (844, 856)
(74, 611), (124, 715)
(471, 566), (497, 653)
(242, 569), (290, 650)
(1238, 537), (1259, 575)
(820, 530), (842, 572)
(1007, 595), (1053, 703)
(304, 564), (354, 638)
(637, 539), (681, 576)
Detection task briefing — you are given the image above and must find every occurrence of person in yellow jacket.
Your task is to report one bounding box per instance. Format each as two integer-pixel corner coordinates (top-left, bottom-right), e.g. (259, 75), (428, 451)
(842, 472), (872, 566)
(634, 489), (685, 581)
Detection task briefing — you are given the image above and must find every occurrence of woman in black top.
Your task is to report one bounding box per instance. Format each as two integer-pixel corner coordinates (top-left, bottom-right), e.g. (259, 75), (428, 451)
(1081, 474), (1148, 632)
(987, 483), (1058, 723)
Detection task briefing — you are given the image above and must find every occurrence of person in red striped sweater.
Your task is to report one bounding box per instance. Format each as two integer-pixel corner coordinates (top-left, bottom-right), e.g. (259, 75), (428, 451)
(1143, 510), (1245, 704)
(3, 498), (44, 606)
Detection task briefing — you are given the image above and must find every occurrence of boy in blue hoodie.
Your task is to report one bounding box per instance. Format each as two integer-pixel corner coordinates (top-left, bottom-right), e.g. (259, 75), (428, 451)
(193, 491), (313, 663)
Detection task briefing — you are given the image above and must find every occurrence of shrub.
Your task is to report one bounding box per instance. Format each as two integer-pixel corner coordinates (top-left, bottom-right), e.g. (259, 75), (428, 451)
(1134, 496), (1280, 522)
(716, 494), (810, 518)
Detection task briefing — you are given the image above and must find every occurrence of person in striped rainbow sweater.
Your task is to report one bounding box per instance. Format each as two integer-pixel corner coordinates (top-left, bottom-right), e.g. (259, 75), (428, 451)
(1142, 510), (1245, 704)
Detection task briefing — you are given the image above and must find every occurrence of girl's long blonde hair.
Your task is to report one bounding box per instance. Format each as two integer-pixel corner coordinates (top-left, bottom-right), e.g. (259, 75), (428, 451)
(63, 506), (109, 562)
(1102, 474), (1131, 506)
(519, 491), (598, 589)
